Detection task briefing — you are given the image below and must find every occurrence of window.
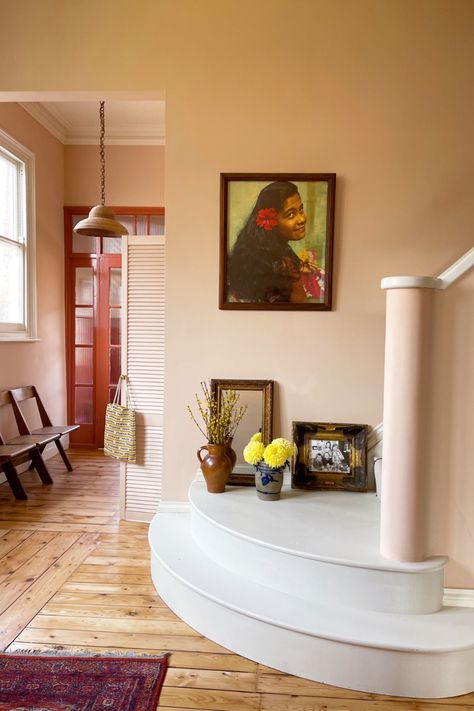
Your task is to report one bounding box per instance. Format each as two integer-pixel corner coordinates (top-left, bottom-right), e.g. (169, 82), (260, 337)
(0, 128), (36, 340)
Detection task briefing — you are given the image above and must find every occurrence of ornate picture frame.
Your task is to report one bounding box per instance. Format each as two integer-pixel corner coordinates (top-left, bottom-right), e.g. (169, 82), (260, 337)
(211, 379), (274, 486)
(219, 173), (336, 310)
(292, 421), (368, 491)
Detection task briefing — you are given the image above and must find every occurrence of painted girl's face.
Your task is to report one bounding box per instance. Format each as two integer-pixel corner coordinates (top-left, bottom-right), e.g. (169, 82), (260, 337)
(276, 193), (306, 241)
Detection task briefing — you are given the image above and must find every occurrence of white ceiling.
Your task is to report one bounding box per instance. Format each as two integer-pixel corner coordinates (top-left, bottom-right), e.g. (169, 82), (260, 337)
(20, 100), (165, 145)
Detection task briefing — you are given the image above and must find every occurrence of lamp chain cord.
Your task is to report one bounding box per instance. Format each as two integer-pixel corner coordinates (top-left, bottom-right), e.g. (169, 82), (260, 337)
(99, 101), (105, 206)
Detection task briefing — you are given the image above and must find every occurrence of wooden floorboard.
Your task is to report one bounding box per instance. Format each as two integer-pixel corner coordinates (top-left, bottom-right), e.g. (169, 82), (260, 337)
(1, 449), (472, 710)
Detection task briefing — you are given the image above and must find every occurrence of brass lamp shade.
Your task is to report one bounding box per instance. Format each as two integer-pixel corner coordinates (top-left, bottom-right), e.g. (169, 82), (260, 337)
(73, 102), (128, 238)
(74, 205), (129, 237)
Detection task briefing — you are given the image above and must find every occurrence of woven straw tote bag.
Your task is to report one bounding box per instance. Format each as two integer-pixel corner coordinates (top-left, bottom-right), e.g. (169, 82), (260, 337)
(104, 375), (136, 463)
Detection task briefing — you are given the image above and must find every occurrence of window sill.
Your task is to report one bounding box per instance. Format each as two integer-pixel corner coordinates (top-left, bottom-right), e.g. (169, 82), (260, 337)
(0, 336), (40, 343)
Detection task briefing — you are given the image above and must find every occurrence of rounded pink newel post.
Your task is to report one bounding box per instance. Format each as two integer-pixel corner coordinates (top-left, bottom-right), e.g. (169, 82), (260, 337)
(380, 276), (442, 562)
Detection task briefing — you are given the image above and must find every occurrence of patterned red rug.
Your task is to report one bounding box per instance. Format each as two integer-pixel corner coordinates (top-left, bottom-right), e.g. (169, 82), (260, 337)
(0, 653), (168, 710)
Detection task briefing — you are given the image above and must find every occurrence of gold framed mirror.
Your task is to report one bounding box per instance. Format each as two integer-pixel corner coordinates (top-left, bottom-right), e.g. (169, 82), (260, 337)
(211, 379), (274, 486)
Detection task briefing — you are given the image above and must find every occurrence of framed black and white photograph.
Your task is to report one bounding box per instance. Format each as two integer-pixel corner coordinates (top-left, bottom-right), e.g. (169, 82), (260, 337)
(219, 173), (336, 311)
(292, 422), (368, 491)
(308, 438), (351, 474)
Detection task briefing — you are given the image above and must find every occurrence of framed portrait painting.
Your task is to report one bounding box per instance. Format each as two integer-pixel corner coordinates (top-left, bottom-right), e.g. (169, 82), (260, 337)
(291, 421), (368, 492)
(219, 173), (336, 310)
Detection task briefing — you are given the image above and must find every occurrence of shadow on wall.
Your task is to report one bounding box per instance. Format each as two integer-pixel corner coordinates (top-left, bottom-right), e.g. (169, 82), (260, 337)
(425, 277), (474, 582)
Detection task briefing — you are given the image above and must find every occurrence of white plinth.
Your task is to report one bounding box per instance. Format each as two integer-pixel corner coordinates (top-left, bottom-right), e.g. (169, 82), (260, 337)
(190, 481), (446, 614)
(149, 480), (474, 698)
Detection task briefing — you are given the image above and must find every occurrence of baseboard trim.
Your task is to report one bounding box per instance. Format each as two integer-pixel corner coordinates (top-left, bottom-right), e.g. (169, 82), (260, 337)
(124, 509), (155, 523)
(443, 588), (474, 607)
(158, 501), (191, 514)
(124, 503), (191, 522)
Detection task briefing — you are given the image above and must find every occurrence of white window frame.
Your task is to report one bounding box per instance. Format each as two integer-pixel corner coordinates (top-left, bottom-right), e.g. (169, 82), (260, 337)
(0, 127), (37, 341)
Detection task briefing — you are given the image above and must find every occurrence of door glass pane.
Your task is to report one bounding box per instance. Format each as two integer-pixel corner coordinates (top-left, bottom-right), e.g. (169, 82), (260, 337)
(75, 307), (93, 345)
(109, 348), (121, 385)
(72, 216), (98, 253)
(75, 387), (93, 424)
(109, 268), (122, 306)
(109, 387), (117, 404)
(150, 214), (165, 235)
(75, 267), (94, 305)
(136, 216), (147, 235)
(72, 234), (98, 253)
(110, 307), (121, 345)
(75, 347), (93, 384)
(102, 236), (122, 254)
(117, 215), (134, 234)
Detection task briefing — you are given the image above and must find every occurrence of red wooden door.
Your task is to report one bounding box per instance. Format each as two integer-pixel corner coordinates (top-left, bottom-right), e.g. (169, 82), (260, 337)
(65, 207), (164, 448)
(68, 255), (97, 446)
(95, 254), (122, 446)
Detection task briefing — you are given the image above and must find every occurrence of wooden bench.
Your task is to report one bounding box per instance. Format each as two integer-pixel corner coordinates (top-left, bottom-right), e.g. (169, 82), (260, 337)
(0, 390), (57, 499)
(9, 386), (79, 472)
(0, 442), (53, 500)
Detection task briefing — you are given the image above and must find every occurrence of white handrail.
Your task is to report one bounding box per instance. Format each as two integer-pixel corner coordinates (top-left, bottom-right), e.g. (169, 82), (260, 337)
(437, 247), (474, 289)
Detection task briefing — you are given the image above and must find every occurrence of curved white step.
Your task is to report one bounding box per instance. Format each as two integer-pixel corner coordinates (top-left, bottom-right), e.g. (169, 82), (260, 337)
(149, 510), (474, 698)
(190, 480), (446, 614)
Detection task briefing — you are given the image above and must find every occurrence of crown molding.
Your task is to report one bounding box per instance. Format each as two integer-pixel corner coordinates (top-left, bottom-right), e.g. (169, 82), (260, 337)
(19, 102), (67, 143)
(19, 102), (165, 146)
(64, 134), (165, 146)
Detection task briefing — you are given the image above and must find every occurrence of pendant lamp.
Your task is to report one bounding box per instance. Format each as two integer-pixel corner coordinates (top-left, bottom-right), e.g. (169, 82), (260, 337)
(74, 101), (128, 237)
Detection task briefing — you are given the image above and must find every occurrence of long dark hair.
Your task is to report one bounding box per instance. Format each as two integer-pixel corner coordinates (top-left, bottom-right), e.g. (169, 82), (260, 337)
(227, 181), (301, 302)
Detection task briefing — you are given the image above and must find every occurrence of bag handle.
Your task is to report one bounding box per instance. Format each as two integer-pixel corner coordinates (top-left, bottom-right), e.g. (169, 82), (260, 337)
(112, 375), (136, 409)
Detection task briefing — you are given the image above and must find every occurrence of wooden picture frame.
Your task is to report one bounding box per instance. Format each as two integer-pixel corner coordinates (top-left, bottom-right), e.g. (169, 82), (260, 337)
(292, 422), (368, 491)
(211, 379), (274, 486)
(219, 173), (336, 310)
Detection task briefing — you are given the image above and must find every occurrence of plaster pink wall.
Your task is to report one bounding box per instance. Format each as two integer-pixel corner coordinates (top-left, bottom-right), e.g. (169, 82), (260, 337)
(425, 272), (474, 586)
(0, 0), (473, 586)
(0, 103), (65, 436)
(64, 145), (164, 206)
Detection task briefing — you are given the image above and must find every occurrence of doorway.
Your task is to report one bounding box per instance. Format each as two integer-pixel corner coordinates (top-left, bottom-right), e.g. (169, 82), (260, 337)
(64, 207), (164, 448)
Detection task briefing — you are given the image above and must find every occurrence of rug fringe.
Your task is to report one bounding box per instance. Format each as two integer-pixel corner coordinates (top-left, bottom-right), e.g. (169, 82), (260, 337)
(2, 648), (170, 660)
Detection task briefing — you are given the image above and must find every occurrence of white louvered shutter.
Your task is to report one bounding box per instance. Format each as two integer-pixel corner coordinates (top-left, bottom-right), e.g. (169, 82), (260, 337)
(121, 235), (165, 521)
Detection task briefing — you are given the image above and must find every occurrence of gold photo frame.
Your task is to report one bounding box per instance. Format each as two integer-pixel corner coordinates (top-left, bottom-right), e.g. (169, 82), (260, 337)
(292, 421), (368, 491)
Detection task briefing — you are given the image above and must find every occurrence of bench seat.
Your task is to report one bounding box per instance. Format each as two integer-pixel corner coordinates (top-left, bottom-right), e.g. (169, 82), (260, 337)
(8, 433), (61, 447)
(29, 425), (79, 437)
(9, 386), (79, 472)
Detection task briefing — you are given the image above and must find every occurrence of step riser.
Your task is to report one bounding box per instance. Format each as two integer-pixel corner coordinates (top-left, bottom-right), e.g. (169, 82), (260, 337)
(191, 508), (444, 614)
(151, 554), (474, 698)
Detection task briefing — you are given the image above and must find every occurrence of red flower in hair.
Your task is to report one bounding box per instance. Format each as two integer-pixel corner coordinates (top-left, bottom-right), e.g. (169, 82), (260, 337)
(256, 208), (278, 231)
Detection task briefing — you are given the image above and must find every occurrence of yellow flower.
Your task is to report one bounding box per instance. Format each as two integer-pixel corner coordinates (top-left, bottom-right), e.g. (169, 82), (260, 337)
(250, 432), (262, 442)
(263, 442), (288, 469)
(243, 441), (265, 465)
(271, 437), (293, 459)
(188, 381), (247, 444)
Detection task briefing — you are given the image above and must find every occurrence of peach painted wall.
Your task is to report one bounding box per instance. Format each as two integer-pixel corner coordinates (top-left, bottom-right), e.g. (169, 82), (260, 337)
(0, 0), (473, 585)
(64, 145), (164, 206)
(0, 103), (65, 438)
(425, 272), (474, 587)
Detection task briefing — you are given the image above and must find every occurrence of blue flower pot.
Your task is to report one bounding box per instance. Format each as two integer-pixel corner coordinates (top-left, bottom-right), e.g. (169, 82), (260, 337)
(255, 463), (284, 501)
